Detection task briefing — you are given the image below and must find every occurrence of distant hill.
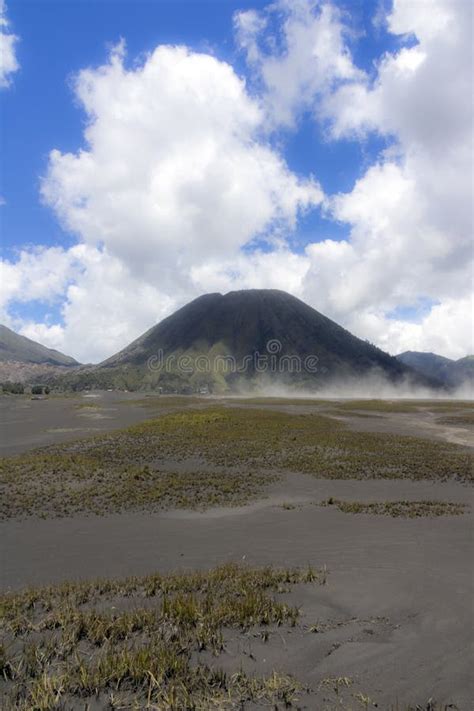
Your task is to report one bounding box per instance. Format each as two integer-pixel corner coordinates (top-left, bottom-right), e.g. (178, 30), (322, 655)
(0, 325), (80, 385)
(395, 352), (454, 383)
(396, 351), (474, 390)
(63, 290), (440, 392)
(0, 325), (78, 366)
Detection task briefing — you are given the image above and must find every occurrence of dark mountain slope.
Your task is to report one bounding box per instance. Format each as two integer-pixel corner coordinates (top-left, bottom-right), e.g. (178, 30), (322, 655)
(396, 351), (454, 383)
(397, 351), (473, 389)
(0, 325), (78, 366)
(92, 290), (434, 391)
(451, 356), (474, 388)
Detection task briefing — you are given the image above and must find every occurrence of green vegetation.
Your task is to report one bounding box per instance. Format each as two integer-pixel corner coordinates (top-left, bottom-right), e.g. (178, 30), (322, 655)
(330, 399), (419, 414)
(31, 385), (50, 396)
(122, 395), (204, 408)
(61, 365), (150, 393)
(1, 406), (471, 519)
(0, 459), (273, 520)
(0, 563), (454, 709)
(329, 399), (474, 414)
(436, 412), (474, 427)
(225, 396), (474, 412)
(0, 563), (322, 709)
(319, 498), (468, 518)
(74, 401), (102, 409)
(93, 407), (471, 482)
(393, 705), (459, 711)
(1, 381), (24, 395)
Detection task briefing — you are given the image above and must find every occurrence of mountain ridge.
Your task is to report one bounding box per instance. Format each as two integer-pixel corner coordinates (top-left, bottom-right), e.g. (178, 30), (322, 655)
(396, 350), (473, 390)
(0, 324), (79, 367)
(102, 289), (402, 368)
(4, 293), (470, 393)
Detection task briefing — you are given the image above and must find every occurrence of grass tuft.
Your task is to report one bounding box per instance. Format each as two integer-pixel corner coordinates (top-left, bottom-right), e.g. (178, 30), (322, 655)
(318, 499), (469, 518)
(0, 563), (322, 709)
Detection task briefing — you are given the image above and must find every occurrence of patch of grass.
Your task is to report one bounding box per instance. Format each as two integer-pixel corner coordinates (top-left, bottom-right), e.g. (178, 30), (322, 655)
(331, 400), (419, 413)
(316, 681), (458, 711)
(1, 406), (472, 519)
(318, 675), (353, 691)
(0, 457), (273, 520)
(233, 398), (472, 414)
(420, 401), (474, 411)
(150, 409), (471, 481)
(0, 562), (322, 626)
(120, 395), (202, 408)
(328, 409), (385, 419)
(335, 400), (473, 413)
(393, 704), (459, 711)
(436, 412), (474, 427)
(319, 498), (469, 518)
(0, 563), (459, 709)
(0, 563), (322, 709)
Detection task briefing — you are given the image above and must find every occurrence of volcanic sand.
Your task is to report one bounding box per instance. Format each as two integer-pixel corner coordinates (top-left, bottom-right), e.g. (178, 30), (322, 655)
(0, 393), (473, 708)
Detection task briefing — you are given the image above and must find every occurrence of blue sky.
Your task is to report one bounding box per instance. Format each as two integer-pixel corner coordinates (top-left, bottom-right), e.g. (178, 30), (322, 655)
(0, 0), (472, 361)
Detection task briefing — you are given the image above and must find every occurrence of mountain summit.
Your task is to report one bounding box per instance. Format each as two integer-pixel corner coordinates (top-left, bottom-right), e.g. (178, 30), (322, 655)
(103, 289), (401, 371)
(76, 289), (435, 392)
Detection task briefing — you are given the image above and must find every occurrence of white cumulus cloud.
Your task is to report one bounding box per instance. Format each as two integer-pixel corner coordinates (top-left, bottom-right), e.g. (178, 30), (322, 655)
(0, 0), (19, 88)
(299, 0), (473, 357)
(41, 41), (321, 289)
(235, 0), (362, 128)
